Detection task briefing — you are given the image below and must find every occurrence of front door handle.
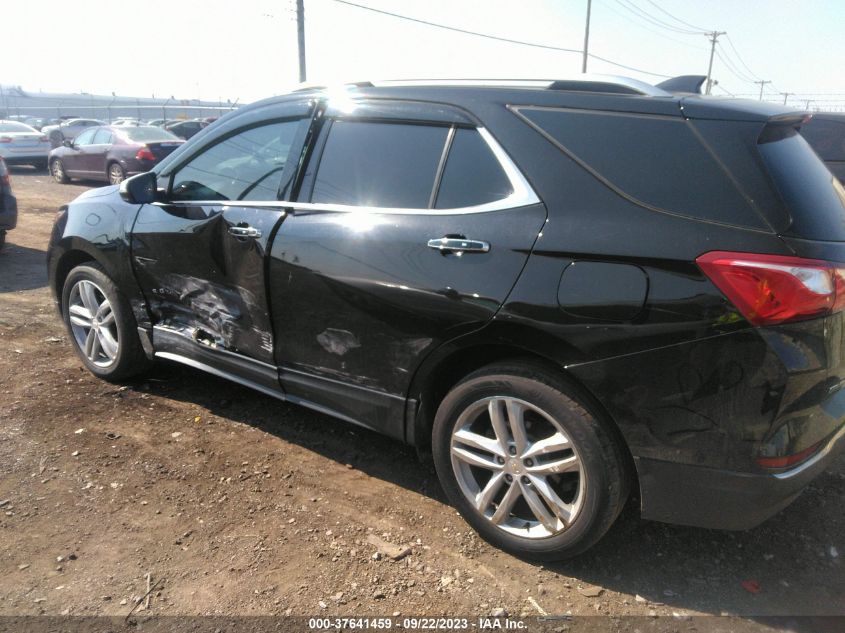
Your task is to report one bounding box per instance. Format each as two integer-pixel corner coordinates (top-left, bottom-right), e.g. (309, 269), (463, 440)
(427, 237), (490, 253)
(228, 225), (262, 238)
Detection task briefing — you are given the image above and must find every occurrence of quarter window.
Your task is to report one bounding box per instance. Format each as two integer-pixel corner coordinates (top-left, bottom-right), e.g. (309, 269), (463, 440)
(170, 119), (304, 201)
(435, 128), (513, 209)
(311, 121), (448, 208)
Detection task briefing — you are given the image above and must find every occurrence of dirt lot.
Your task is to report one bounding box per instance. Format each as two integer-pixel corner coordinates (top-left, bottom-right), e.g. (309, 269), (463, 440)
(0, 169), (843, 628)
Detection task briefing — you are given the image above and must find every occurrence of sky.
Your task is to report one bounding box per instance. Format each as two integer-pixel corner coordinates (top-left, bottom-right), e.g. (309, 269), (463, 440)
(3, 0), (845, 110)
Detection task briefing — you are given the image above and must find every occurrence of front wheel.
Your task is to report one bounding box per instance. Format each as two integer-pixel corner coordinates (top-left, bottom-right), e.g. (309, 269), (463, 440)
(51, 159), (69, 183)
(432, 362), (629, 560)
(62, 263), (151, 381)
(107, 162), (125, 185)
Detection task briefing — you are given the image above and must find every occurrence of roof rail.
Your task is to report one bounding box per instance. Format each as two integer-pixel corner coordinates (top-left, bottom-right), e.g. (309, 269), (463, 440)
(656, 75), (707, 95)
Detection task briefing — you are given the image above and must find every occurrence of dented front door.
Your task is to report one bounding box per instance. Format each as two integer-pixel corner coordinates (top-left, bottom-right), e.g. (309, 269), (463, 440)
(131, 202), (286, 364)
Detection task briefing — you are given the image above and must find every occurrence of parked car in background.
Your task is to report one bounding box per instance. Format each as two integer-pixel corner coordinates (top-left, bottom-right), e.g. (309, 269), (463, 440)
(41, 118), (106, 148)
(47, 77), (845, 559)
(800, 113), (845, 183)
(165, 119), (207, 140)
(147, 119), (174, 128)
(24, 117), (50, 130)
(50, 125), (183, 185)
(112, 118), (143, 127)
(0, 120), (51, 170)
(0, 157), (17, 250)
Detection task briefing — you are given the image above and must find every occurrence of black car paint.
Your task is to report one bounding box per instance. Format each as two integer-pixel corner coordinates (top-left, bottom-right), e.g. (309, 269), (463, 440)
(48, 84), (845, 531)
(0, 159), (17, 235)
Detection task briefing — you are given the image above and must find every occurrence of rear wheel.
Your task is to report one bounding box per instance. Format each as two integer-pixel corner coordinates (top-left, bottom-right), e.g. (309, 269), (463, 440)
(51, 159), (69, 183)
(62, 263), (151, 381)
(107, 162), (125, 185)
(432, 362), (629, 560)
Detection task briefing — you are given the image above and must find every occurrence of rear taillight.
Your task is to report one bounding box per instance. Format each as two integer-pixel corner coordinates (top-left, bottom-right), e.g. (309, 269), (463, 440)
(756, 440), (823, 469)
(135, 147), (156, 161)
(696, 251), (845, 326)
(0, 137), (13, 143)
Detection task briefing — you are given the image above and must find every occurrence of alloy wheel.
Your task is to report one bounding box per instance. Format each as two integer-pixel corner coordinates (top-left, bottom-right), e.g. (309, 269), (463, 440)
(67, 279), (120, 368)
(52, 160), (64, 182)
(450, 396), (585, 538)
(108, 164), (125, 185)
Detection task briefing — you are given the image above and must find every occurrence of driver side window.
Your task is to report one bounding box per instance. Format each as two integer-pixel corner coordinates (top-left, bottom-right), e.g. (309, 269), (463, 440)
(74, 129), (97, 146)
(169, 119), (304, 202)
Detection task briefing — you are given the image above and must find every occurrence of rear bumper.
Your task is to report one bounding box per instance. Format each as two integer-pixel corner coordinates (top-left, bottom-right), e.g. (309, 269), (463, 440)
(0, 149), (50, 163)
(637, 422), (845, 529)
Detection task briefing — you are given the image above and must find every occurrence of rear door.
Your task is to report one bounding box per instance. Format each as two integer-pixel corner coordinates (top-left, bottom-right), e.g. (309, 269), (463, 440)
(268, 100), (547, 438)
(130, 100), (314, 391)
(88, 128), (113, 177)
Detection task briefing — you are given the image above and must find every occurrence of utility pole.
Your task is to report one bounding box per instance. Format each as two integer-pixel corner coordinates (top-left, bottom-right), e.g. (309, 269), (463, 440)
(754, 80), (772, 101)
(296, 0), (307, 83)
(581, 0), (592, 73)
(704, 31), (726, 95)
(780, 91), (794, 105)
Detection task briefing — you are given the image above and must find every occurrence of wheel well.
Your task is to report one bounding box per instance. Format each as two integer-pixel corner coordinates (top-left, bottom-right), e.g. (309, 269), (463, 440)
(411, 344), (639, 497)
(53, 250), (96, 308)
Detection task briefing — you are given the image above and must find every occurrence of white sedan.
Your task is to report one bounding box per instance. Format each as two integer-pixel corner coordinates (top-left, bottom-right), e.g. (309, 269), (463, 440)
(0, 120), (51, 170)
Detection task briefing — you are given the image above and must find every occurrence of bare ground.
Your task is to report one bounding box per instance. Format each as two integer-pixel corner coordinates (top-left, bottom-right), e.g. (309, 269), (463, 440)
(0, 169), (842, 626)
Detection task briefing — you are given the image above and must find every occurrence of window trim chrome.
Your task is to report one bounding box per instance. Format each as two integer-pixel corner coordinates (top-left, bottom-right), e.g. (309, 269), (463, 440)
(153, 126), (540, 216)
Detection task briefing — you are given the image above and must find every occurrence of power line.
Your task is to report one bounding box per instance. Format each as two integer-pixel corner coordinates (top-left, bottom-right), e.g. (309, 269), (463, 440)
(327, 0), (671, 78)
(723, 34), (760, 81)
(715, 46), (756, 84)
(597, 0), (707, 50)
(614, 0), (704, 34)
(641, 0), (709, 32)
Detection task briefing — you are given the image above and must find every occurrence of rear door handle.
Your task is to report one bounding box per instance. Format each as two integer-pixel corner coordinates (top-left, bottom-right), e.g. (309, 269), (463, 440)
(427, 237), (490, 253)
(228, 225), (262, 238)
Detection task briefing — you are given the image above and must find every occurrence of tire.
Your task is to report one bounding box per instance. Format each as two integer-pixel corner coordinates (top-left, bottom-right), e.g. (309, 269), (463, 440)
(31, 159), (48, 172)
(432, 361), (629, 560)
(0, 230), (5, 251)
(107, 162), (125, 185)
(51, 158), (69, 184)
(61, 263), (151, 382)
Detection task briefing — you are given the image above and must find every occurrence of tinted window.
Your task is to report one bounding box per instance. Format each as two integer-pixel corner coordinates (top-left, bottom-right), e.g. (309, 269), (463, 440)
(519, 108), (765, 229)
(122, 127), (179, 142)
(311, 120), (447, 208)
(435, 128), (512, 209)
(170, 119), (303, 201)
(74, 129), (97, 146)
(759, 130), (845, 241)
(801, 117), (845, 162)
(92, 129), (112, 144)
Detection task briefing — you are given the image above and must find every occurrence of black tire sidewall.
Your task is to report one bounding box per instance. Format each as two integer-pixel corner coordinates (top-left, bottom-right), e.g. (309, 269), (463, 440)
(61, 264), (139, 381)
(432, 370), (621, 560)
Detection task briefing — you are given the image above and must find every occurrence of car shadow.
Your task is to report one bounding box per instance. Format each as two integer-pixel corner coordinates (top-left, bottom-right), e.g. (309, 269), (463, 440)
(127, 360), (844, 621)
(0, 242), (48, 292)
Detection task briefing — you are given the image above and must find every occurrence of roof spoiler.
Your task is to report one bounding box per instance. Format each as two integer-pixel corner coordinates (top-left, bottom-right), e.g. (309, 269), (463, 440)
(656, 75), (707, 95)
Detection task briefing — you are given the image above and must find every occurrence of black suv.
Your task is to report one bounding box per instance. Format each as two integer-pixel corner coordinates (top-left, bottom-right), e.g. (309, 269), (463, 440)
(47, 77), (845, 559)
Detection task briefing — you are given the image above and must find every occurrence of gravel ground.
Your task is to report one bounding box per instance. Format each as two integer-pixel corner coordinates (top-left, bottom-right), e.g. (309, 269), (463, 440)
(0, 168), (842, 630)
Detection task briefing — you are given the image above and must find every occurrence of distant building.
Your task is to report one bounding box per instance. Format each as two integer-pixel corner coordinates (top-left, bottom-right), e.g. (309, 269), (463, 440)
(0, 85), (237, 122)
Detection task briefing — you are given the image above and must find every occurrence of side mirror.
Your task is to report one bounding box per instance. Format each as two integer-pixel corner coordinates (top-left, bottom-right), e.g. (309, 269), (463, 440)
(62, 139), (74, 148)
(119, 171), (157, 204)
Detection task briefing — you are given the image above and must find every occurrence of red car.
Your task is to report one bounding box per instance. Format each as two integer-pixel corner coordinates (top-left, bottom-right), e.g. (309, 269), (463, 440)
(49, 126), (183, 185)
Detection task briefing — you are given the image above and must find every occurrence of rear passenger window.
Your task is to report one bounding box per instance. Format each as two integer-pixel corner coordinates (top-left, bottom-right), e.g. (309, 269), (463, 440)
(311, 121), (448, 208)
(435, 128), (513, 209)
(518, 108), (765, 229)
(92, 129), (112, 145)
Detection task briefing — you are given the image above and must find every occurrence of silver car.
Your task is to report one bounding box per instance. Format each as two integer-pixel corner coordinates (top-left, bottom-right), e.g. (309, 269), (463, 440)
(41, 118), (106, 148)
(0, 121), (51, 170)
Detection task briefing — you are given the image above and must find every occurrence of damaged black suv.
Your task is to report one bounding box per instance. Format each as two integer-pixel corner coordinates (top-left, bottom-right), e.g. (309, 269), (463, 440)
(48, 76), (845, 559)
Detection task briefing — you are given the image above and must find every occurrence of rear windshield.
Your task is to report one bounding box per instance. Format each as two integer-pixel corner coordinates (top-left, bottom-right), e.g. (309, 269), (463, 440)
(121, 127), (180, 142)
(517, 108), (765, 229)
(759, 128), (845, 241)
(0, 121), (36, 133)
(800, 117), (845, 162)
